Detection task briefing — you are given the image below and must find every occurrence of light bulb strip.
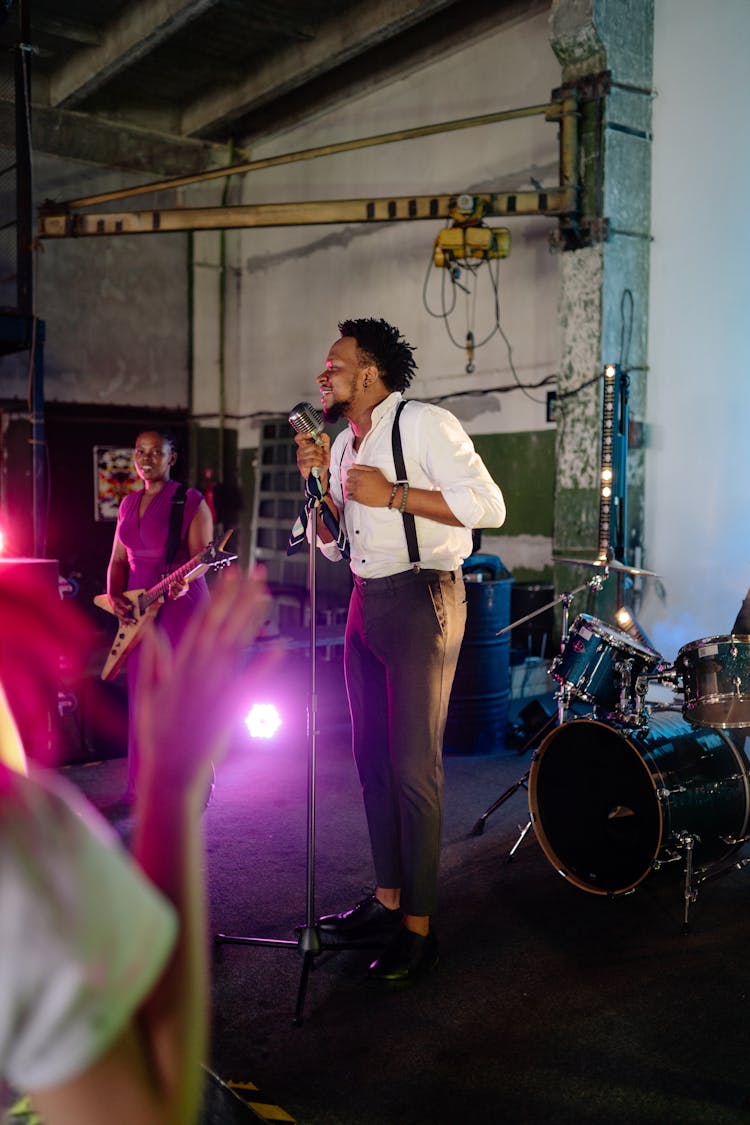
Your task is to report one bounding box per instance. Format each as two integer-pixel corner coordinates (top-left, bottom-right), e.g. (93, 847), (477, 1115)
(597, 365), (617, 560)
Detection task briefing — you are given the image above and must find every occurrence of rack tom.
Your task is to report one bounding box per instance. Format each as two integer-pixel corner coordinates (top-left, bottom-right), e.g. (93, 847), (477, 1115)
(550, 614), (661, 723)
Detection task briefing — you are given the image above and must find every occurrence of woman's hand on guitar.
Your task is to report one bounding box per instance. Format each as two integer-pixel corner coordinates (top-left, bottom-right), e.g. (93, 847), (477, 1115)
(109, 593), (134, 622)
(168, 578), (189, 600)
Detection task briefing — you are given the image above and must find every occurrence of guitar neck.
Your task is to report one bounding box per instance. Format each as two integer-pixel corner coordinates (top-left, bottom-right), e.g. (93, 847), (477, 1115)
(142, 553), (205, 609)
(140, 531), (235, 611)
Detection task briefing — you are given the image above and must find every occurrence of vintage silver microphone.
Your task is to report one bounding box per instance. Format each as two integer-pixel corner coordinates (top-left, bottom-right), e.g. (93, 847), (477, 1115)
(288, 402), (325, 478)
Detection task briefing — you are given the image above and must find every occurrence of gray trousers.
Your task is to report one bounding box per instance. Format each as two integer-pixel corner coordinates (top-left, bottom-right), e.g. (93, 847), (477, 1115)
(344, 568), (466, 916)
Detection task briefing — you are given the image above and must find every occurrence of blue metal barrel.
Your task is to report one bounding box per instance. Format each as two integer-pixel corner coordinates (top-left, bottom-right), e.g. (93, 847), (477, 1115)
(443, 569), (512, 755)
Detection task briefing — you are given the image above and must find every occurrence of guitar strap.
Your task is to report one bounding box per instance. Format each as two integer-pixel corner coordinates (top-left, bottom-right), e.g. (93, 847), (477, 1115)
(391, 401), (420, 565)
(164, 483), (188, 567)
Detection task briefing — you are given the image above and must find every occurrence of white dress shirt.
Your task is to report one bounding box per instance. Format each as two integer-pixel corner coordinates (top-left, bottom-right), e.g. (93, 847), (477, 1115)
(319, 392), (506, 579)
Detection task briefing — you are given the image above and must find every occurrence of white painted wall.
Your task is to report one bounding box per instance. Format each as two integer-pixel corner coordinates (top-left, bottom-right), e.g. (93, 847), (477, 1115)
(11, 0), (743, 659)
(640, 0), (750, 659)
(230, 8), (562, 452)
(0, 155), (192, 408)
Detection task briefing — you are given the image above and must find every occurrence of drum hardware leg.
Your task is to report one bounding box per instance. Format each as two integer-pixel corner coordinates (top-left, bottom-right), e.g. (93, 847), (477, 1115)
(469, 770), (529, 837)
(507, 818), (533, 860)
(680, 832), (697, 935)
(468, 713), (558, 837)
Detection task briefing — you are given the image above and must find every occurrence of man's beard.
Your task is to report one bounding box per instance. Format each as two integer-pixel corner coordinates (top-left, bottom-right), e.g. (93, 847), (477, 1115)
(322, 399), (346, 424)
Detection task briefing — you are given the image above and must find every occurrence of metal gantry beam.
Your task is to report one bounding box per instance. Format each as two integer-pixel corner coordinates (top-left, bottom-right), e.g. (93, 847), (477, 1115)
(53, 100), (565, 211)
(38, 187), (577, 239)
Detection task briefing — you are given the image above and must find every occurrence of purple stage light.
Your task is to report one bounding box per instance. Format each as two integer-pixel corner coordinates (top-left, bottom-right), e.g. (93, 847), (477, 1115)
(244, 702), (282, 740)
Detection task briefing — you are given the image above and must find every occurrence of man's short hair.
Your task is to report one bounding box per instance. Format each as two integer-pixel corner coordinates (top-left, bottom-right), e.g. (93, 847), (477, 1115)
(338, 318), (417, 392)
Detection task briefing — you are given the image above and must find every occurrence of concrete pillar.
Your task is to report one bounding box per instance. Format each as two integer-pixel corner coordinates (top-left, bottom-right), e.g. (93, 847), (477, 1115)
(549, 0), (653, 624)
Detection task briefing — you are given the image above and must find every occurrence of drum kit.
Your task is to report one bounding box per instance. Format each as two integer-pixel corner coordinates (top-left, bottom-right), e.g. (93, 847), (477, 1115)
(474, 553), (750, 931)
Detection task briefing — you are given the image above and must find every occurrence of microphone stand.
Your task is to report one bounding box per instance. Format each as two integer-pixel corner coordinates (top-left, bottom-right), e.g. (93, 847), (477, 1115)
(214, 501), (324, 1026)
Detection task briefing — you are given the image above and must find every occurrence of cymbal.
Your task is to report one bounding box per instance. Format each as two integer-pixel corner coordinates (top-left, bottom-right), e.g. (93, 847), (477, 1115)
(554, 555), (660, 579)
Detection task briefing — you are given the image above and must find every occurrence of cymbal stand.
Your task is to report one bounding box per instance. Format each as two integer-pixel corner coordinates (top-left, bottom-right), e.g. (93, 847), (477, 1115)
(214, 502), (325, 1026)
(469, 575), (606, 844)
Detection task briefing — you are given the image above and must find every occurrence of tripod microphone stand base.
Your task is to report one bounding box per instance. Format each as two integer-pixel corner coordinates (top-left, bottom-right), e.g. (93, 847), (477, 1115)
(215, 924), (375, 1026)
(214, 927), (324, 1026)
(213, 502), (332, 1027)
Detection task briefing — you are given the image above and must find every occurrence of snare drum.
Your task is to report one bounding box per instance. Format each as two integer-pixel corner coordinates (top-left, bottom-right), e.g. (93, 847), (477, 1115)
(550, 614), (661, 721)
(675, 634), (750, 729)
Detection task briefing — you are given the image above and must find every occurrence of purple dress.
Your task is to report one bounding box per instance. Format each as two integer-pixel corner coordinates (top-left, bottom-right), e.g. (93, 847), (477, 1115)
(116, 480), (210, 795)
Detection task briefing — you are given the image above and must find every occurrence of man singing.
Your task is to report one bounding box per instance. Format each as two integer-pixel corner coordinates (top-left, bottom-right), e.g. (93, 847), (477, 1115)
(294, 317), (506, 985)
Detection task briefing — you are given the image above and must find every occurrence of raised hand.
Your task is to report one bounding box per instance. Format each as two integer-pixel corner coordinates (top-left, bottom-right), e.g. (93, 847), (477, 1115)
(135, 566), (271, 795)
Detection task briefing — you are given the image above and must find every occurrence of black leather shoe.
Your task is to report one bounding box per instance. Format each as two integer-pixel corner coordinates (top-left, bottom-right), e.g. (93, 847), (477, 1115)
(317, 893), (402, 946)
(367, 926), (438, 985)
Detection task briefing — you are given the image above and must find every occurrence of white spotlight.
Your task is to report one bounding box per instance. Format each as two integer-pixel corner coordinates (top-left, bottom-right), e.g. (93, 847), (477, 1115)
(244, 703), (282, 740)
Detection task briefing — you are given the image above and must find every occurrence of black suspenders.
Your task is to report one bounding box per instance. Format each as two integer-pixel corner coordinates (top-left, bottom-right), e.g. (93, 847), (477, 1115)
(391, 401), (420, 565)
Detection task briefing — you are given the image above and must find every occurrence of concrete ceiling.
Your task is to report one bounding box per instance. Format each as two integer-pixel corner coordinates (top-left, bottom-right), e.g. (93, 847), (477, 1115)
(0, 0), (547, 177)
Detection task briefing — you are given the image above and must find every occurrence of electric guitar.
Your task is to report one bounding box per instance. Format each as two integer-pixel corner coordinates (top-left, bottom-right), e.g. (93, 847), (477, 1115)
(94, 531), (237, 681)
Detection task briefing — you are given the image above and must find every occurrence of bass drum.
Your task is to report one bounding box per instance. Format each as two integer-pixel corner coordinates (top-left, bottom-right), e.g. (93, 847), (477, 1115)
(528, 712), (750, 896)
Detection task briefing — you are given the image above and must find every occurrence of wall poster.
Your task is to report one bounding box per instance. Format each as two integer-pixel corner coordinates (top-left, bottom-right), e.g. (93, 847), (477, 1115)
(94, 445), (140, 521)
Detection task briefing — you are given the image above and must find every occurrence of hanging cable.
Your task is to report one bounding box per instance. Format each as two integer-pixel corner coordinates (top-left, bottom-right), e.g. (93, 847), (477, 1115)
(422, 245), (457, 319)
(619, 288), (634, 371)
(427, 371), (556, 406)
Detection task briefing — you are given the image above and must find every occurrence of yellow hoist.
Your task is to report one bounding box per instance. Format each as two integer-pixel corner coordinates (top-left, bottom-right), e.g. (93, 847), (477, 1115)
(432, 193), (511, 268)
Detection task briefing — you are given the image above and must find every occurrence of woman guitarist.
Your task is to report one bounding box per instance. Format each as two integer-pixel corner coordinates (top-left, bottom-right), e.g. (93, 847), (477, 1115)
(107, 429), (213, 802)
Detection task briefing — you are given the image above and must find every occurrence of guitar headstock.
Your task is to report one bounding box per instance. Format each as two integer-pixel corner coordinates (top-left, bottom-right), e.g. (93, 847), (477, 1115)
(193, 530), (237, 573)
(213, 551), (237, 570)
(204, 543), (237, 564)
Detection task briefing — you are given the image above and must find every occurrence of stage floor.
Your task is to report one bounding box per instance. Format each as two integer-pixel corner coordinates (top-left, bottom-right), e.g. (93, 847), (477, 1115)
(23, 684), (750, 1125)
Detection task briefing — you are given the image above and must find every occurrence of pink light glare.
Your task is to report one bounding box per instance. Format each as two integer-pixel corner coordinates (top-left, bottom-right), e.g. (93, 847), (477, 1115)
(0, 561), (95, 766)
(244, 702), (282, 740)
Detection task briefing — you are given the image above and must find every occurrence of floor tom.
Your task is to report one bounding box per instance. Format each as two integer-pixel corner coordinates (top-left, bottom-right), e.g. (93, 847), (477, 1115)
(675, 635), (750, 729)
